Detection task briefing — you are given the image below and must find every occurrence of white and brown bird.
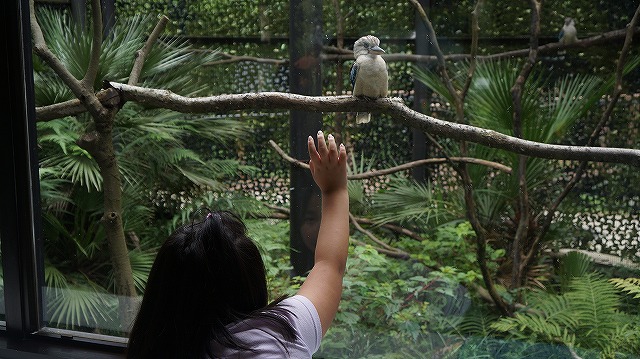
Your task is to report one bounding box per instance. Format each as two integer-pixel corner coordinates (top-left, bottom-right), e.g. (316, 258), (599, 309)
(350, 35), (388, 124)
(558, 17), (578, 45)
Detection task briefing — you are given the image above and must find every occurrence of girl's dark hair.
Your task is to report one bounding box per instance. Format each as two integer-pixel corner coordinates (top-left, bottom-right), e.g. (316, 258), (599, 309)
(126, 211), (296, 359)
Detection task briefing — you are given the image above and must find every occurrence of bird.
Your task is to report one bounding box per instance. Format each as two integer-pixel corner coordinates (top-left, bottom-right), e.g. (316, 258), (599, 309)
(350, 35), (388, 124)
(558, 17), (578, 45)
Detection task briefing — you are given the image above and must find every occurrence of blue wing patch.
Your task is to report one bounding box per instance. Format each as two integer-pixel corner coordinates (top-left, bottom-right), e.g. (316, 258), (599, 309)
(350, 62), (359, 90)
(558, 29), (564, 41)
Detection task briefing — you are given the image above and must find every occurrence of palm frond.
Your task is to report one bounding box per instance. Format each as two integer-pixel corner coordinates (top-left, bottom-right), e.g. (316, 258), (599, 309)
(45, 284), (116, 330)
(369, 176), (460, 226)
(542, 73), (604, 143)
(127, 250), (155, 294)
(43, 149), (102, 192)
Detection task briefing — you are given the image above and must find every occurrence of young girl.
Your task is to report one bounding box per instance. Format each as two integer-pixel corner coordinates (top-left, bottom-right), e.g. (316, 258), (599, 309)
(126, 131), (349, 358)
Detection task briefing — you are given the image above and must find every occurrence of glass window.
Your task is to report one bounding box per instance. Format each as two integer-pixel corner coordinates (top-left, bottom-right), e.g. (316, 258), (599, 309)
(16, 0), (640, 357)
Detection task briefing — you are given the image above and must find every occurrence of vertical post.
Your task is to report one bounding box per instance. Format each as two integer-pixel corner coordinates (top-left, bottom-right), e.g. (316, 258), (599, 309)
(70, 0), (86, 29)
(412, 0), (433, 182)
(101, 0), (115, 36)
(289, 0), (323, 276)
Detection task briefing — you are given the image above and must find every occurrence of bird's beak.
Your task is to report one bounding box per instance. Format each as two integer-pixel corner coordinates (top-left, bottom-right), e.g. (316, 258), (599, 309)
(369, 46), (385, 55)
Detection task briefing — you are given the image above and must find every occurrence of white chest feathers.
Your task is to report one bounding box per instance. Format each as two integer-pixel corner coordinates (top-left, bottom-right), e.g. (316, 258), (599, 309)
(353, 55), (388, 98)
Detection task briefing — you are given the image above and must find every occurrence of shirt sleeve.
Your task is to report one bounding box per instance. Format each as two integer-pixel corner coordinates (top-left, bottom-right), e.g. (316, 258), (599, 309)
(280, 295), (323, 353)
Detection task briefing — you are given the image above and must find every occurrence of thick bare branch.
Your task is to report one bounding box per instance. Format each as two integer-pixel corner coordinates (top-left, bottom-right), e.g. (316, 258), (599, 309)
(102, 83), (640, 166)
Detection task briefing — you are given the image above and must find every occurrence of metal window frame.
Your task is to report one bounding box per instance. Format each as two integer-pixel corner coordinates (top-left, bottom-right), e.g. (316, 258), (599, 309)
(0, 0), (125, 357)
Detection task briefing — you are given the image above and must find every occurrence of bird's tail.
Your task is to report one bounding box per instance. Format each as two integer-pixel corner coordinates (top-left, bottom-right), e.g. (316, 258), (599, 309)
(356, 112), (371, 124)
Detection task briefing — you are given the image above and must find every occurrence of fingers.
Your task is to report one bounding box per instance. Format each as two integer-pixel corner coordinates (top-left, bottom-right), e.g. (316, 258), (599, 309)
(309, 130), (344, 163)
(338, 142), (347, 165)
(308, 135), (319, 162)
(316, 130), (329, 158)
(327, 134), (338, 160)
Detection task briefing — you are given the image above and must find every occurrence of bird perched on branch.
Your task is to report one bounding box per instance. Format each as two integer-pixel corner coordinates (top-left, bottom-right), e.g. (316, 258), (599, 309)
(350, 35), (388, 124)
(558, 17), (578, 45)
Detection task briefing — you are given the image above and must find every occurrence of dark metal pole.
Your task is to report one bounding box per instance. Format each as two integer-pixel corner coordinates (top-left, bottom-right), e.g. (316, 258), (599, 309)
(288, 0), (323, 276)
(101, 0), (115, 37)
(412, 0), (433, 182)
(70, 0), (86, 29)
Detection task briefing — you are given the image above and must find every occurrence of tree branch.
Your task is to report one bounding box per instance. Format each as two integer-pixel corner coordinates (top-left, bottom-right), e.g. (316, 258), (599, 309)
(320, 27), (640, 64)
(461, 0), (484, 99)
(128, 15), (170, 86)
(510, 0), (541, 289)
(411, 0), (512, 316)
(349, 213), (411, 259)
(97, 83), (640, 167)
(81, 0), (102, 89)
(523, 2), (640, 269)
(29, 0), (107, 120)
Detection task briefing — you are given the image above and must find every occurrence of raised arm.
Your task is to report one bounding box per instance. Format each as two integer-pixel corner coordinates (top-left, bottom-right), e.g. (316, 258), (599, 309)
(297, 130), (349, 336)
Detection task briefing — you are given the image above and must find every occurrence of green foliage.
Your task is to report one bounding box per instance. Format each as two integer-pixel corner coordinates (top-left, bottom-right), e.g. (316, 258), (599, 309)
(491, 275), (640, 357)
(558, 251), (593, 292)
(317, 245), (472, 355)
(33, 8), (249, 333)
(610, 278), (640, 299)
(369, 175), (462, 227)
(244, 219), (297, 300)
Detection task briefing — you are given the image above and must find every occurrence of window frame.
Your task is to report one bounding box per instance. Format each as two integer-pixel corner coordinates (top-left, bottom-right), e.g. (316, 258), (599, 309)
(0, 0), (125, 357)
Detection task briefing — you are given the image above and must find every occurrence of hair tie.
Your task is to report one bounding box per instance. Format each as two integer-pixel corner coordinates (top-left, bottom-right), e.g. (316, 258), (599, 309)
(206, 213), (213, 219)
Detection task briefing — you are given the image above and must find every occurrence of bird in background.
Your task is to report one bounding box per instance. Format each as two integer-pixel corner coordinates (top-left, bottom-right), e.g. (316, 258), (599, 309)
(350, 35), (388, 124)
(558, 17), (578, 45)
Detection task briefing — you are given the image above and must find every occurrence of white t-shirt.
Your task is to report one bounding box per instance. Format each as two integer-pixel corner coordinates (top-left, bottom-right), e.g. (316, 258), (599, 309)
(210, 295), (323, 358)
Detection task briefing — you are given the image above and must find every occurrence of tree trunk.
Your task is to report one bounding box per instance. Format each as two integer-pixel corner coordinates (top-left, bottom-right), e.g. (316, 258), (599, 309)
(78, 113), (137, 331)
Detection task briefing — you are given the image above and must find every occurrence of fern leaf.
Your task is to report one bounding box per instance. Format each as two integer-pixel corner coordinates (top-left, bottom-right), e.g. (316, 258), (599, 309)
(610, 278), (640, 299)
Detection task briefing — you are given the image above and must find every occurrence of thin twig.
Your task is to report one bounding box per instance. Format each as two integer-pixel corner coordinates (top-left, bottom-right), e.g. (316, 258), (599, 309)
(350, 238), (411, 259)
(206, 53), (287, 66)
(81, 0), (102, 89)
(350, 213), (411, 259)
(269, 139), (512, 175)
(510, 0), (541, 289)
(264, 204), (427, 242)
(129, 15), (170, 86)
(461, 0), (484, 99)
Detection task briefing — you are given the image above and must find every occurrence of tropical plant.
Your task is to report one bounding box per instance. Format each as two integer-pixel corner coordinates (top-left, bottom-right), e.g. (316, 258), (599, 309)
(34, 7), (246, 333)
(491, 275), (640, 357)
(610, 277), (640, 299)
(412, 58), (629, 294)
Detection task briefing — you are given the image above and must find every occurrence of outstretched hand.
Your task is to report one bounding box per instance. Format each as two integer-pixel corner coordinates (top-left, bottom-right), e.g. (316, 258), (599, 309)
(307, 131), (347, 194)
